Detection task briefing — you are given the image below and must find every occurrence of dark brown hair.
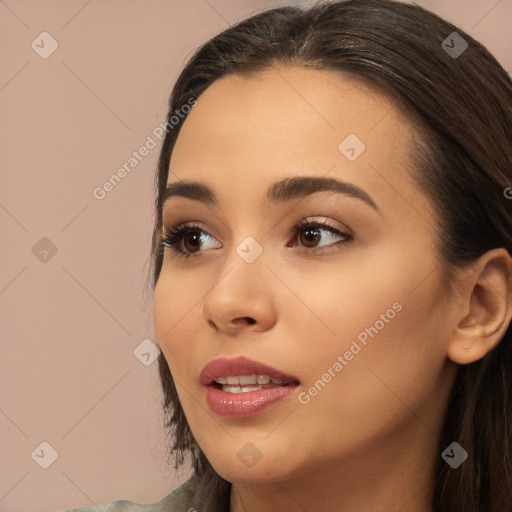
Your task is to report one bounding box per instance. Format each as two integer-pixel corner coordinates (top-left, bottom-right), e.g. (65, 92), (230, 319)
(148, 1), (512, 510)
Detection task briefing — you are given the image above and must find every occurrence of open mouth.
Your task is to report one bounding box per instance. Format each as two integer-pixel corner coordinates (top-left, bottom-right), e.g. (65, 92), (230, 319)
(200, 356), (301, 416)
(211, 374), (300, 394)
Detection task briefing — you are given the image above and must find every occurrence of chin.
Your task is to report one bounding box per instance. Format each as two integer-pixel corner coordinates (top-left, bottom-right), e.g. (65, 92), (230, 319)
(205, 447), (303, 485)
(213, 461), (288, 485)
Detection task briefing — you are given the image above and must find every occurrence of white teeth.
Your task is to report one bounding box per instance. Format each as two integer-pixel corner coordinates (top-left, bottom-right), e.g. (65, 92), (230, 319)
(222, 385), (262, 394)
(212, 374), (294, 393)
(239, 374), (257, 385)
(214, 374), (288, 386)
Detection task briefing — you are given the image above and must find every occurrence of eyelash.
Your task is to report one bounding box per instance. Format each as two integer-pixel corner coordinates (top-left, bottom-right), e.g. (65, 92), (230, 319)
(161, 218), (353, 260)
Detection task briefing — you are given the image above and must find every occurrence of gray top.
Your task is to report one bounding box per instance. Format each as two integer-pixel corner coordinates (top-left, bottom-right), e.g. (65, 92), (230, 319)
(61, 473), (230, 512)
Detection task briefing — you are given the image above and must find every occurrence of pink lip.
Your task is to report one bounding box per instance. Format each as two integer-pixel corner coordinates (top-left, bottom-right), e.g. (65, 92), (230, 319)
(200, 356), (299, 385)
(200, 356), (300, 418)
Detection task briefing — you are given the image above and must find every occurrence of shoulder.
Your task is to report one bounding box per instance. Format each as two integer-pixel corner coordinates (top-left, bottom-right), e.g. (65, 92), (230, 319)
(61, 473), (218, 512)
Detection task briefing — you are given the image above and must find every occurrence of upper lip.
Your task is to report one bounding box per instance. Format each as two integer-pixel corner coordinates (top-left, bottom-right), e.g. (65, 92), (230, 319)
(200, 356), (300, 386)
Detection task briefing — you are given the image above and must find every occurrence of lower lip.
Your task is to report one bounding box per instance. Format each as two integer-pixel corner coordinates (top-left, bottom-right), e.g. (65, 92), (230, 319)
(205, 384), (298, 418)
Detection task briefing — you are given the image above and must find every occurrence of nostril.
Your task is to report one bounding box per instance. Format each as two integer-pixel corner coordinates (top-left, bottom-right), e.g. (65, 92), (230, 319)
(234, 317), (256, 325)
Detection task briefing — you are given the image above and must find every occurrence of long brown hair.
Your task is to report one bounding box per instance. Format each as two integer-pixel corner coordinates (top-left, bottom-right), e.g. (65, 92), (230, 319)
(148, 1), (512, 510)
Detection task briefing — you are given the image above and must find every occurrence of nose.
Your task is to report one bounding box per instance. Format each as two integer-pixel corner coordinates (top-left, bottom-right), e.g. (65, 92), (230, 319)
(200, 257), (277, 336)
(201, 296), (274, 336)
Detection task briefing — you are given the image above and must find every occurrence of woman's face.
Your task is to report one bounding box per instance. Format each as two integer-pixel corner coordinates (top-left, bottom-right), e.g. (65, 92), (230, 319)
(152, 66), (459, 484)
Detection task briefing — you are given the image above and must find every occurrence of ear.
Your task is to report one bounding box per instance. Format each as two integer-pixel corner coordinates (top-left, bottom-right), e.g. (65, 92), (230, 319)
(448, 248), (512, 365)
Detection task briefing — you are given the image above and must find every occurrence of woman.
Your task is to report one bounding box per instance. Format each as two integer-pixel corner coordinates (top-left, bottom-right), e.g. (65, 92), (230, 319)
(65, 0), (512, 510)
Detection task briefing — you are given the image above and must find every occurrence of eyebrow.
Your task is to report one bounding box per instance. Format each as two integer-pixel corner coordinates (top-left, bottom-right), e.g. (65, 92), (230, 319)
(162, 176), (381, 213)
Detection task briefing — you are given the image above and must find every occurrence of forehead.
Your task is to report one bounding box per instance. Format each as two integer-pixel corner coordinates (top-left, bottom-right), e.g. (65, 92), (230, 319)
(166, 65), (431, 225)
(175, 65), (400, 149)
(169, 65), (413, 171)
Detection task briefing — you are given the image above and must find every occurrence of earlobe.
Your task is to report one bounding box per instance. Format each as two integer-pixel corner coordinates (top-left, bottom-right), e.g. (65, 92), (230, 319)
(447, 248), (512, 365)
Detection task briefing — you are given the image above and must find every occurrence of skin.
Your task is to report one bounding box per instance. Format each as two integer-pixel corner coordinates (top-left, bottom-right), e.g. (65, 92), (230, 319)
(152, 65), (512, 512)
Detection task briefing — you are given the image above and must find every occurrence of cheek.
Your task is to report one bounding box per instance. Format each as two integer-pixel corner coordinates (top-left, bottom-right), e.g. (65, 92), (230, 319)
(152, 276), (174, 350)
(289, 318), (444, 474)
(288, 247), (450, 421)
(300, 273), (450, 439)
(152, 273), (198, 370)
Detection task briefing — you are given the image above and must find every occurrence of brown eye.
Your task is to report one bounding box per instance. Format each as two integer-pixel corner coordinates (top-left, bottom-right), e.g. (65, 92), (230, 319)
(163, 223), (220, 259)
(291, 219), (352, 251)
(163, 218), (353, 260)
(181, 230), (203, 253)
(298, 226), (322, 248)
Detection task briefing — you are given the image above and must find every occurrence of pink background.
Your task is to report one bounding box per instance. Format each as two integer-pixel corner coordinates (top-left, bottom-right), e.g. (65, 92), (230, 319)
(1, 1), (510, 510)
